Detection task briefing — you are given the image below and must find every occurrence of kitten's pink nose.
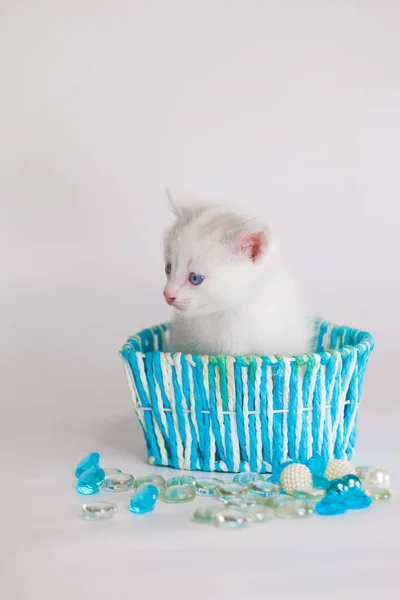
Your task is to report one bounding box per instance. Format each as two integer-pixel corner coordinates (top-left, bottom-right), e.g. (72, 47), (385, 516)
(164, 292), (176, 305)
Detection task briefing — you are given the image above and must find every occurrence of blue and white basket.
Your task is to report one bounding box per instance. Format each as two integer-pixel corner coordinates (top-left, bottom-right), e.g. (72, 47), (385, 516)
(120, 319), (374, 473)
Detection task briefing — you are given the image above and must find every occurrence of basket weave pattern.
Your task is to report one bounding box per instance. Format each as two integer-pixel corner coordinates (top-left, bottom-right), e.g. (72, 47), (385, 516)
(120, 319), (374, 473)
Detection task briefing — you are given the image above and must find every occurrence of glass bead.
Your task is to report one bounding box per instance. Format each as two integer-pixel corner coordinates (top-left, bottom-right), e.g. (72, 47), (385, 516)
(193, 506), (221, 524)
(75, 452), (100, 478)
(293, 487), (326, 503)
(134, 475), (167, 493)
(315, 499), (347, 516)
(82, 501), (117, 520)
(104, 472), (134, 492)
(129, 484), (159, 514)
(274, 498), (314, 519)
(103, 468), (122, 476)
(342, 474), (362, 490)
(220, 493), (265, 508)
(76, 466), (105, 495)
(193, 477), (224, 496)
(326, 478), (349, 499)
(248, 480), (281, 498)
(356, 466), (373, 480)
(216, 483), (247, 498)
(239, 504), (275, 523)
(161, 485), (196, 503)
(364, 487), (391, 501)
(364, 466), (391, 489)
(215, 509), (252, 529)
(167, 475), (195, 488)
(232, 472), (265, 486)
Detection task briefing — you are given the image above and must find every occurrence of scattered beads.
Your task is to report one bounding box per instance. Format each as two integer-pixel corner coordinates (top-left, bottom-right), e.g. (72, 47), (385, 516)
(193, 506), (221, 524)
(232, 472), (264, 486)
(167, 475), (195, 488)
(161, 485), (196, 503)
(216, 483), (247, 498)
(280, 463), (312, 495)
(129, 484), (159, 514)
(82, 501), (117, 520)
(364, 487), (391, 501)
(364, 466), (391, 489)
(215, 509), (252, 529)
(220, 493), (265, 508)
(293, 487), (326, 503)
(239, 504), (275, 523)
(271, 497), (314, 519)
(324, 459), (357, 481)
(193, 477), (224, 496)
(76, 467), (105, 495)
(356, 466), (372, 480)
(134, 475), (167, 493)
(248, 480), (281, 498)
(104, 472), (134, 492)
(103, 468), (122, 476)
(75, 452), (100, 478)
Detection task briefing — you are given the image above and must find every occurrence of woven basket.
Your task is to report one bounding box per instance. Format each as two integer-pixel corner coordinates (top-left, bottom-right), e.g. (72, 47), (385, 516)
(120, 319), (374, 473)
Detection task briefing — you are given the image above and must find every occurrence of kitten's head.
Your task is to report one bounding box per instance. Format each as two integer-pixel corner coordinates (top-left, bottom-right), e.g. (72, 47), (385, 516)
(163, 187), (276, 317)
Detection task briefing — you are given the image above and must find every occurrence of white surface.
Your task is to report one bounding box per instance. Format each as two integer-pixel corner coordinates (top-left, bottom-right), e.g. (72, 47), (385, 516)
(2, 1), (400, 598)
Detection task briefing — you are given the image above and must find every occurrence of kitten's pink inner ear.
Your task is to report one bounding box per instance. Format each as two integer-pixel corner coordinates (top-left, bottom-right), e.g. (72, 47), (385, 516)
(232, 231), (266, 263)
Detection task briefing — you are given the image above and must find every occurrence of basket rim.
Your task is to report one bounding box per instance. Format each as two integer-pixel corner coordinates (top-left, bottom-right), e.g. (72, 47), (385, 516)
(120, 318), (374, 364)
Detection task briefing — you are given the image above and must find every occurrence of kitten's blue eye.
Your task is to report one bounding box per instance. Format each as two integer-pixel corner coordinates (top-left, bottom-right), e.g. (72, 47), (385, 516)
(189, 272), (204, 285)
(165, 262), (172, 275)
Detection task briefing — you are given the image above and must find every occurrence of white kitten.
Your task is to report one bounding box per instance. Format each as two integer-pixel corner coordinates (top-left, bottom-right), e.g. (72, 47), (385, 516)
(163, 188), (310, 357)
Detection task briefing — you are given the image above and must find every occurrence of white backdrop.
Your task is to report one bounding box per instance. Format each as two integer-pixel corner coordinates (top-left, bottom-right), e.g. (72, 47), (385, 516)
(2, 1), (400, 599)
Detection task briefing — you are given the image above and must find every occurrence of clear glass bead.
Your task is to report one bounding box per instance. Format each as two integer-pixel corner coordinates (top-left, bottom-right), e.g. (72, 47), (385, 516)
(239, 504), (275, 523)
(364, 466), (391, 489)
(104, 472), (134, 492)
(76, 467), (105, 495)
(232, 473), (264, 486)
(193, 477), (224, 496)
(215, 509), (252, 529)
(75, 452), (100, 478)
(293, 487), (326, 503)
(161, 485), (196, 503)
(364, 487), (391, 501)
(273, 498), (314, 519)
(82, 501), (117, 520)
(216, 483), (247, 498)
(129, 484), (159, 514)
(134, 475), (167, 493)
(248, 480), (281, 498)
(167, 475), (195, 488)
(103, 468), (122, 476)
(355, 466), (373, 480)
(220, 493), (266, 508)
(193, 506), (221, 524)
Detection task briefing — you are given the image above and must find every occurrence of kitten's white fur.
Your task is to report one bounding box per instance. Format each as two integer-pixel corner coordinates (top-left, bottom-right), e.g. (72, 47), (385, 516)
(164, 188), (310, 357)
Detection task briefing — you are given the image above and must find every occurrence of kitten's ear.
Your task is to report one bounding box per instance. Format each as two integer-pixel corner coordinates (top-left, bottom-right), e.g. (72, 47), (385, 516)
(224, 219), (275, 263)
(165, 186), (206, 217)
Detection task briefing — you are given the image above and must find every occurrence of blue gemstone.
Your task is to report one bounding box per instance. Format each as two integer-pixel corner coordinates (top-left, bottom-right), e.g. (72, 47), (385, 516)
(326, 478), (349, 499)
(129, 484), (159, 514)
(76, 466), (105, 495)
(342, 474), (362, 490)
(315, 498), (347, 516)
(75, 452), (100, 478)
(306, 455), (327, 476)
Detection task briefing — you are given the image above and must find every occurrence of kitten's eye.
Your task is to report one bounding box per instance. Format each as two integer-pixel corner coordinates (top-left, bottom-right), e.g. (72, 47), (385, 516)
(189, 272), (204, 285)
(165, 262), (172, 275)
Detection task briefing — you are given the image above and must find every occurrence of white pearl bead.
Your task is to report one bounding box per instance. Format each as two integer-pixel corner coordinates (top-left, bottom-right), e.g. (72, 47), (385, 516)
(324, 459), (357, 480)
(280, 463), (312, 495)
(364, 466), (391, 489)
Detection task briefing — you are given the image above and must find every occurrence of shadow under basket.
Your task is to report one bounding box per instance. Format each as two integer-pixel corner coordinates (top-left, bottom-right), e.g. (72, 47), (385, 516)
(120, 319), (374, 473)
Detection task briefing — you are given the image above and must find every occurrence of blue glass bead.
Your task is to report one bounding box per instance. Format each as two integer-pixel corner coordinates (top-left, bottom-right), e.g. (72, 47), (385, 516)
(76, 466), (105, 495)
(315, 498), (347, 516)
(342, 474), (362, 490)
(233, 473), (264, 486)
(326, 478), (349, 500)
(306, 455), (327, 477)
(75, 452), (100, 478)
(129, 484), (159, 514)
